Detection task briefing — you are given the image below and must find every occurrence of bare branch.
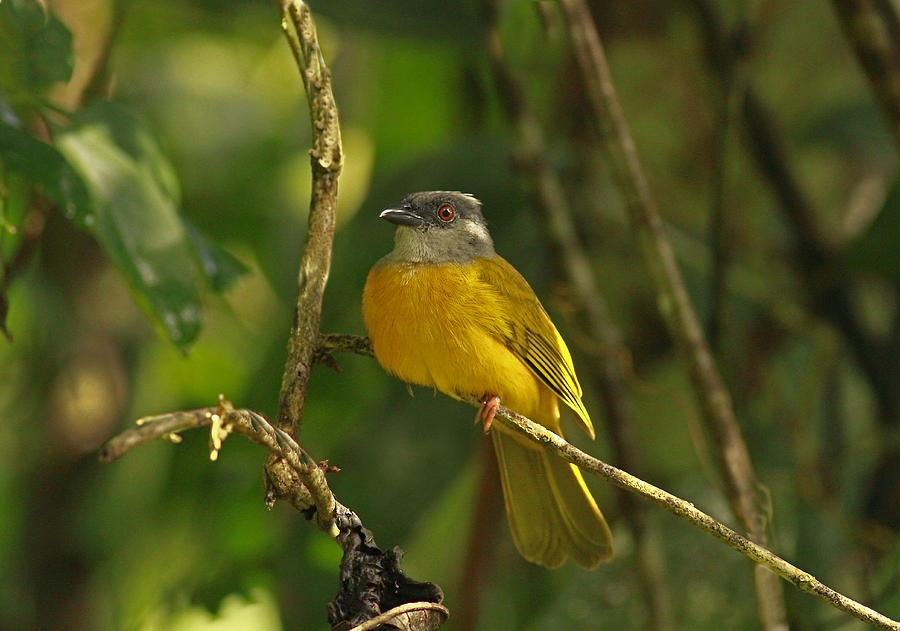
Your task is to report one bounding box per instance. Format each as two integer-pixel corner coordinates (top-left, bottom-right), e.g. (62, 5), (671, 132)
(100, 396), (336, 531)
(100, 407), (217, 462)
(101, 355), (900, 629)
(274, 0), (343, 437)
(259, 0), (345, 536)
(486, 402), (900, 631)
(555, 0), (789, 627)
(478, 2), (674, 628)
(101, 398), (446, 628)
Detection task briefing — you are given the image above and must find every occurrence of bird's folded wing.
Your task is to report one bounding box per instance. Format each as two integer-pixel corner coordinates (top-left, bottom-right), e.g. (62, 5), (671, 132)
(476, 256), (595, 439)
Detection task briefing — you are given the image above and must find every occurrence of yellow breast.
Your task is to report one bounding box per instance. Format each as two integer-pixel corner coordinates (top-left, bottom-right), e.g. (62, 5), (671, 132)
(362, 258), (550, 422)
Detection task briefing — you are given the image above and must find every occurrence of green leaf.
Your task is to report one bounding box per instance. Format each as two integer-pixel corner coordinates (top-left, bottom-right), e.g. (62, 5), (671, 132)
(75, 101), (181, 202)
(0, 0), (73, 92)
(55, 102), (203, 350)
(0, 118), (93, 223)
(184, 221), (248, 292)
(843, 176), (900, 284)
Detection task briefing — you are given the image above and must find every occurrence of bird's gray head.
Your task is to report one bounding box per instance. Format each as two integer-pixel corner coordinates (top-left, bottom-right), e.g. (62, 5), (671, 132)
(379, 191), (495, 263)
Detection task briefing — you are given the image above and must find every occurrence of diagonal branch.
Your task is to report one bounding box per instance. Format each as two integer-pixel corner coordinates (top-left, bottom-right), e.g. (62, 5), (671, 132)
(487, 403), (900, 631)
(101, 397), (334, 527)
(555, 0), (789, 628)
(318, 335), (899, 630)
(105, 338), (900, 629)
(478, 2), (674, 628)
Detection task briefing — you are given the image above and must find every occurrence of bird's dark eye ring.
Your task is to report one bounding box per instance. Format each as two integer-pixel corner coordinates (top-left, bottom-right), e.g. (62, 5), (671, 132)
(437, 203), (455, 222)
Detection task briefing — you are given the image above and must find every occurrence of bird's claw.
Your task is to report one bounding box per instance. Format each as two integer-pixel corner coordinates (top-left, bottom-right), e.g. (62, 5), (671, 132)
(475, 394), (501, 433)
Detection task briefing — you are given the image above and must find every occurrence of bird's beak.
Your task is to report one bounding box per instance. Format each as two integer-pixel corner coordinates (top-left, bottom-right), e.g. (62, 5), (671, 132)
(379, 207), (424, 227)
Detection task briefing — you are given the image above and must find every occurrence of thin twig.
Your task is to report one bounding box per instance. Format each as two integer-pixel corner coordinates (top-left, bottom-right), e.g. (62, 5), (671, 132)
(314, 333), (374, 372)
(479, 3), (674, 628)
(485, 402), (900, 631)
(555, 1), (789, 628)
(317, 332), (374, 359)
(100, 399), (446, 628)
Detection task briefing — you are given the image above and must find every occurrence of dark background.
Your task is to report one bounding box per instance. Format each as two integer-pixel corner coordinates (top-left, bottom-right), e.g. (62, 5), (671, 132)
(1, 1), (898, 629)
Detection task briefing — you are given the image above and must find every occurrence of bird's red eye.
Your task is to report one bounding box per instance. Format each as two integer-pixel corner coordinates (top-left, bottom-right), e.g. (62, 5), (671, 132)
(437, 203), (455, 222)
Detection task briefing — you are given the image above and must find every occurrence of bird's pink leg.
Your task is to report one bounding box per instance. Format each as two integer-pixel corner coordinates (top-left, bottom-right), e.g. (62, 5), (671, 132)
(474, 394), (501, 433)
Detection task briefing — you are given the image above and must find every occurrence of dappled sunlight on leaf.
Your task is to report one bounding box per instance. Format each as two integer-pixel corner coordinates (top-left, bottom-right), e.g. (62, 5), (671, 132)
(56, 102), (204, 349)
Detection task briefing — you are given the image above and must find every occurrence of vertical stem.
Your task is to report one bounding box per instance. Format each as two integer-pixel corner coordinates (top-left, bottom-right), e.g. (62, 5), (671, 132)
(556, 1), (789, 628)
(273, 0), (343, 436)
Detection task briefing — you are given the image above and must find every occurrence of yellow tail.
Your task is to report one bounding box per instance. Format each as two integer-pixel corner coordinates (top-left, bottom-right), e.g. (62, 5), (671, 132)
(491, 430), (613, 569)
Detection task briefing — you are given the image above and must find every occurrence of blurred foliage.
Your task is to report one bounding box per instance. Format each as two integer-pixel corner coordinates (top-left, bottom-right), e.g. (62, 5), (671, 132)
(1, 0), (898, 630)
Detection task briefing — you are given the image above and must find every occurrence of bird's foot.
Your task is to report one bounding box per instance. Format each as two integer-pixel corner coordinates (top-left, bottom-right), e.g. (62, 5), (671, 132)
(475, 394), (501, 433)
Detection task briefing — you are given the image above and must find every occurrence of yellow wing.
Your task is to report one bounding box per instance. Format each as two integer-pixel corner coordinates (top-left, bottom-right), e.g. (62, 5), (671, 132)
(476, 256), (594, 439)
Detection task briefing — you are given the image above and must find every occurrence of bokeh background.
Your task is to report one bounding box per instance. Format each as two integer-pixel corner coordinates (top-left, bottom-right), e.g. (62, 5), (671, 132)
(2, 0), (899, 629)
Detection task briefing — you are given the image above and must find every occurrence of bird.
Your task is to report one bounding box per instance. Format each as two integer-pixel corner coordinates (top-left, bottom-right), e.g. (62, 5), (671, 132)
(361, 191), (613, 569)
